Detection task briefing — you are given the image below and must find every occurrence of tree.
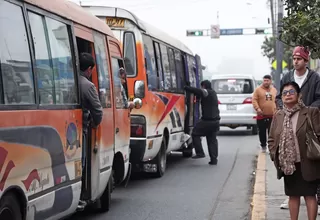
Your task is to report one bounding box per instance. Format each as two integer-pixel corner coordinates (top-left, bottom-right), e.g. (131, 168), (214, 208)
(261, 36), (293, 69)
(281, 0), (320, 58)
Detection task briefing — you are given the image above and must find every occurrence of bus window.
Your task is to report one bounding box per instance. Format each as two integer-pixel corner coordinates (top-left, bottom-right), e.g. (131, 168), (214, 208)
(174, 50), (185, 93)
(123, 32), (136, 77)
(142, 34), (158, 91)
(111, 58), (128, 109)
(93, 33), (112, 108)
(45, 17), (77, 104)
(29, 12), (54, 105)
(187, 55), (197, 87)
(168, 48), (177, 90)
(153, 42), (164, 90)
(160, 44), (172, 91)
(0, 2), (35, 105)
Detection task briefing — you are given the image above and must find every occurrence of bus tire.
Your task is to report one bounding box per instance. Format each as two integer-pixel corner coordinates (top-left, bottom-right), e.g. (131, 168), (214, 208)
(154, 137), (167, 178)
(182, 145), (193, 158)
(98, 175), (112, 212)
(0, 192), (22, 220)
(252, 125), (258, 135)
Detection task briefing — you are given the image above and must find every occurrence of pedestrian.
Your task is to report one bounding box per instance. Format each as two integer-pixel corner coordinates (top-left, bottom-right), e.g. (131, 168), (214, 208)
(252, 75), (277, 152)
(275, 46), (320, 210)
(268, 81), (320, 220)
(184, 80), (220, 165)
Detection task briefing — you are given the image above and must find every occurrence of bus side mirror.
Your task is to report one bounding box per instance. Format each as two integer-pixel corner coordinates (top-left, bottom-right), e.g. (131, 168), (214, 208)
(134, 80), (145, 98)
(133, 98), (142, 109)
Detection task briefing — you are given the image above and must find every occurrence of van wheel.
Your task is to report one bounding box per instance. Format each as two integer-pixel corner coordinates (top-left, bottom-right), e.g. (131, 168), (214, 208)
(98, 175), (113, 212)
(154, 138), (167, 178)
(252, 125), (258, 135)
(182, 143), (193, 158)
(0, 192), (22, 220)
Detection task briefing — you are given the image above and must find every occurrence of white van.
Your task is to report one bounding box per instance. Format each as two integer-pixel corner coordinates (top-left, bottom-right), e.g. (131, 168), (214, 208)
(211, 74), (258, 134)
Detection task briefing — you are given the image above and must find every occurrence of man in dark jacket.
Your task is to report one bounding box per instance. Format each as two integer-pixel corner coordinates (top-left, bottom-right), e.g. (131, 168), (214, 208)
(276, 46), (320, 108)
(79, 53), (103, 168)
(184, 80), (220, 165)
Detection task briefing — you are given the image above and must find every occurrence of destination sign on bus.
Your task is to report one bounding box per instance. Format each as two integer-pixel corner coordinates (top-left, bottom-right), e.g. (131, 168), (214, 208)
(106, 17), (125, 28)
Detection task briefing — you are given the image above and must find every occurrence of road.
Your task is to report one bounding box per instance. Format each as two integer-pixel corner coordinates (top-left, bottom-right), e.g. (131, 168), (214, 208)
(69, 128), (259, 220)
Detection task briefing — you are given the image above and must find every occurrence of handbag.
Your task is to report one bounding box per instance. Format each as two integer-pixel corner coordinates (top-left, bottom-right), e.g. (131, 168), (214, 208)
(306, 111), (320, 160)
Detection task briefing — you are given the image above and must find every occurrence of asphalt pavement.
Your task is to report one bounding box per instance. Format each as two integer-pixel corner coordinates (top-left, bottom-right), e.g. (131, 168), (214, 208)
(69, 128), (260, 220)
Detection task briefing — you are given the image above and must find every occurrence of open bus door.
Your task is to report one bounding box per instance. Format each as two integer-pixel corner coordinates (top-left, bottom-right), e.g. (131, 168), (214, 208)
(194, 54), (203, 124)
(74, 26), (114, 212)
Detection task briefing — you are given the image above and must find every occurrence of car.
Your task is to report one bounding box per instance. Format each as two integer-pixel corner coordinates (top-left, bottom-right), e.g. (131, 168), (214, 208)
(211, 74), (258, 134)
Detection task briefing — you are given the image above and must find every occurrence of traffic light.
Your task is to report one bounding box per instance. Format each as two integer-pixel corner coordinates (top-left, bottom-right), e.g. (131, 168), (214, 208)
(186, 30), (204, 36)
(255, 28), (272, 35)
(255, 28), (265, 34)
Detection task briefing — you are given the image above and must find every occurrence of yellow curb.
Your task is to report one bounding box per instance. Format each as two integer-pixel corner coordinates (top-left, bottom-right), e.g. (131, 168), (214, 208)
(251, 152), (266, 220)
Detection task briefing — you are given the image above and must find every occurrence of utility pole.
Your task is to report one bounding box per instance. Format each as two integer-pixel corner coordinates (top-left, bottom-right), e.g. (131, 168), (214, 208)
(269, 0), (276, 37)
(275, 0), (283, 91)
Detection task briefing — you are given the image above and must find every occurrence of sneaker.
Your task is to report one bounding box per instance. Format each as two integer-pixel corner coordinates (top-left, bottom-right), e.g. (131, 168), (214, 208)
(280, 198), (289, 209)
(209, 159), (218, 165)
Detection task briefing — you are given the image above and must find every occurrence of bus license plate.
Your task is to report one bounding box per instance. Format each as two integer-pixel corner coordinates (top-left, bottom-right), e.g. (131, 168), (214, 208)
(227, 104), (237, 110)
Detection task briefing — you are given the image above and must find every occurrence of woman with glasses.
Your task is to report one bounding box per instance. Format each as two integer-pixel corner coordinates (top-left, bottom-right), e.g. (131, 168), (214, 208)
(268, 81), (320, 220)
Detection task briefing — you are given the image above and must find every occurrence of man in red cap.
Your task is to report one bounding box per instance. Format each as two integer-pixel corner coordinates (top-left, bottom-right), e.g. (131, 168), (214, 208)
(276, 46), (320, 108)
(275, 46), (320, 210)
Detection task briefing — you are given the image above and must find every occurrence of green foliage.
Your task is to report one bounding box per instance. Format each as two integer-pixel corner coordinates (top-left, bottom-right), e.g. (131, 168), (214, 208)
(281, 0), (320, 58)
(261, 36), (293, 69)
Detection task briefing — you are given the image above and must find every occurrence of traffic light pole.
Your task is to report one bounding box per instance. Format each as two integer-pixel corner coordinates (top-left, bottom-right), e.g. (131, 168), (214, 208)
(275, 0), (283, 91)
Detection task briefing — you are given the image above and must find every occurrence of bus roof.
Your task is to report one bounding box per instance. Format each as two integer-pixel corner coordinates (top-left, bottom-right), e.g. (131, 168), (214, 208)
(81, 6), (194, 55)
(24, 0), (115, 37)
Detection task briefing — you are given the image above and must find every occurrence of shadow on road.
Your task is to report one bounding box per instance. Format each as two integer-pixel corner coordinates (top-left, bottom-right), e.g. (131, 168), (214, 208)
(217, 127), (256, 136)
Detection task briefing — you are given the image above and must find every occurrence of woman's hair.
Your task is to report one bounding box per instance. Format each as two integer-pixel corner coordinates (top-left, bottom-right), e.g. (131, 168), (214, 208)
(280, 81), (301, 95)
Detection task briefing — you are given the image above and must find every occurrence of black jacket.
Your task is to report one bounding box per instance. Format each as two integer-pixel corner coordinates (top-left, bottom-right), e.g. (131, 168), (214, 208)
(185, 86), (220, 121)
(276, 68), (320, 108)
(79, 73), (103, 133)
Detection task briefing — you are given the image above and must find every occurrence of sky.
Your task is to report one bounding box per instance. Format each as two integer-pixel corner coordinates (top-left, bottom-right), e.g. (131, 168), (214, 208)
(70, 0), (272, 79)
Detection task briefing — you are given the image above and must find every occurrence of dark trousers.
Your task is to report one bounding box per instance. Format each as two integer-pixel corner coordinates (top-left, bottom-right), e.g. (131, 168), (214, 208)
(257, 118), (272, 148)
(192, 120), (219, 161)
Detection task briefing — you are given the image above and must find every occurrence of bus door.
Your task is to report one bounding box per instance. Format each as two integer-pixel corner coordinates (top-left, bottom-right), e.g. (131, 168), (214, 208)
(183, 54), (195, 130)
(194, 54), (203, 124)
(74, 26), (106, 201)
(108, 39), (131, 185)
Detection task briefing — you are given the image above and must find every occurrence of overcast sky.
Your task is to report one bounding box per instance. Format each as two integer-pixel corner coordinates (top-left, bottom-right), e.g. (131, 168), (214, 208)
(70, 0), (272, 79)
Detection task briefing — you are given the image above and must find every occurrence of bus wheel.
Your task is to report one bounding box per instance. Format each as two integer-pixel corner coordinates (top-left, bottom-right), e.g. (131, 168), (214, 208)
(154, 138), (167, 178)
(0, 192), (22, 220)
(98, 175), (113, 212)
(252, 125), (258, 135)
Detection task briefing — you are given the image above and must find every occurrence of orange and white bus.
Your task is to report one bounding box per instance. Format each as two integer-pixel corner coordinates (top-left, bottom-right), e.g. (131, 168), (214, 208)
(83, 6), (204, 177)
(0, 0), (141, 219)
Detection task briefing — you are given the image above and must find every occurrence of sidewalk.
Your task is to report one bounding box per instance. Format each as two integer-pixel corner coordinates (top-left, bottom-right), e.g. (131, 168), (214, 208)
(251, 152), (312, 219)
(265, 152), (309, 219)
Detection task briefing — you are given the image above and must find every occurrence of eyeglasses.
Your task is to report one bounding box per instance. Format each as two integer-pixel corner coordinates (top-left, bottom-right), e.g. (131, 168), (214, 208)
(282, 89), (296, 96)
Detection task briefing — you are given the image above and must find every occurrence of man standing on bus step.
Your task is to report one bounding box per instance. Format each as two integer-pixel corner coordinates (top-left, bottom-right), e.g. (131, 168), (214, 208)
(78, 52), (103, 208)
(184, 80), (220, 165)
(79, 52), (103, 171)
(274, 46), (320, 210)
(252, 75), (277, 153)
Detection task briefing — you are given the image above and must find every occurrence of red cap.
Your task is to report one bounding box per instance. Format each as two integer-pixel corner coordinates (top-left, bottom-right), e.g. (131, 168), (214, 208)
(292, 46), (309, 61)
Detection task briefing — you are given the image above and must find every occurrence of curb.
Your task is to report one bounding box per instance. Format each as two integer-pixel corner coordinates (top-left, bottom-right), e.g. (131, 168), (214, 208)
(251, 152), (266, 220)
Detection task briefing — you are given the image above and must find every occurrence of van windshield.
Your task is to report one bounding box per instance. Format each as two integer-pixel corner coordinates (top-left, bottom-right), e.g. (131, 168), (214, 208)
(212, 78), (254, 94)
